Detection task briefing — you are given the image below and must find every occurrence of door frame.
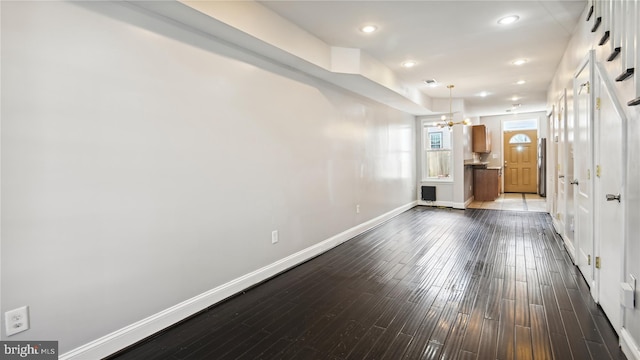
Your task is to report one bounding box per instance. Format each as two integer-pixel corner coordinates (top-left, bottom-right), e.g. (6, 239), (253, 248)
(552, 90), (568, 244)
(592, 60), (628, 331)
(503, 129), (538, 193)
(573, 51), (595, 297)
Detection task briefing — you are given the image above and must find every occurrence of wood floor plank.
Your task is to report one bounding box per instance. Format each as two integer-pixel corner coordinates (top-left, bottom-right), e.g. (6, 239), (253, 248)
(362, 328), (404, 360)
(429, 299), (463, 346)
(107, 208), (622, 360)
(526, 269), (544, 305)
(550, 272), (573, 311)
(515, 325), (534, 360)
(530, 304), (553, 360)
(401, 307), (440, 359)
(503, 266), (517, 300)
(516, 255), (528, 282)
(484, 278), (503, 320)
(328, 320), (368, 358)
(585, 340), (613, 360)
(477, 318), (499, 360)
(560, 309), (592, 359)
(345, 325), (385, 360)
(540, 284), (565, 335)
(460, 288), (489, 353)
(566, 288), (604, 342)
(379, 332), (412, 360)
(459, 350), (478, 360)
(516, 281), (530, 327)
(309, 293), (373, 352)
(549, 332), (573, 360)
(439, 313), (470, 359)
(593, 313), (627, 359)
(242, 338), (292, 360)
(497, 299), (516, 360)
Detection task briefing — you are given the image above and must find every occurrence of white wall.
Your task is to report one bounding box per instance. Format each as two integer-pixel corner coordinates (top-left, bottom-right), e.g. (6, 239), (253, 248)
(547, 3), (640, 356)
(0, 1), (416, 355)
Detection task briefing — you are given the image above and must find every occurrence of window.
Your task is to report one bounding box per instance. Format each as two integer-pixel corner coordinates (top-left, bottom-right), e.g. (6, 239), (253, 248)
(423, 123), (452, 180)
(429, 132), (443, 149)
(509, 133), (532, 143)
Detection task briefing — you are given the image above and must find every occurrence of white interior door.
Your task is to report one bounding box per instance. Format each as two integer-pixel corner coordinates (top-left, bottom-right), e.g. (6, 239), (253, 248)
(594, 68), (624, 332)
(574, 55), (595, 294)
(547, 113), (556, 216)
(554, 93), (567, 238)
(564, 91), (576, 257)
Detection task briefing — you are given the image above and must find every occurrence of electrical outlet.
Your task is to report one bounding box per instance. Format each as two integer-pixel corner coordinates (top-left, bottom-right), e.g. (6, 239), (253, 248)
(356, 205), (360, 214)
(5, 306), (29, 336)
(271, 230), (279, 244)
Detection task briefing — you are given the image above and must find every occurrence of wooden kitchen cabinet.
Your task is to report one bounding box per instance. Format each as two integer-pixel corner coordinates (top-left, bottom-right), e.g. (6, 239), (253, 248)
(472, 125), (491, 153)
(474, 168), (499, 201)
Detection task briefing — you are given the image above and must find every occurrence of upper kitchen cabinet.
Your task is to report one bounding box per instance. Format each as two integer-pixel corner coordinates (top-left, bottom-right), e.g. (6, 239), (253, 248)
(472, 125), (491, 153)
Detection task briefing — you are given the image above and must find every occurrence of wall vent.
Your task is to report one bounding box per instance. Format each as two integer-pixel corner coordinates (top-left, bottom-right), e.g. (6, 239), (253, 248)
(421, 186), (436, 201)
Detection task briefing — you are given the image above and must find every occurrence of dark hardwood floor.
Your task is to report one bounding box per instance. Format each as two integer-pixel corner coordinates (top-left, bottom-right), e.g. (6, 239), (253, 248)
(108, 207), (626, 360)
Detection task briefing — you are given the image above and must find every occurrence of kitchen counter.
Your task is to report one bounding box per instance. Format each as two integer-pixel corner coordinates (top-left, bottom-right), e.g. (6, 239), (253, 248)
(464, 161), (489, 167)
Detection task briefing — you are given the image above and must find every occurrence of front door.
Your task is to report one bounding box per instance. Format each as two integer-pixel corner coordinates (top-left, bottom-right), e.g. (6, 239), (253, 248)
(503, 130), (538, 193)
(594, 69), (624, 332)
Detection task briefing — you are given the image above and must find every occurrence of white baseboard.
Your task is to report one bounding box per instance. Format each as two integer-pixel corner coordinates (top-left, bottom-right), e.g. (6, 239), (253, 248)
(453, 201), (467, 209)
(621, 327), (640, 360)
(417, 199), (453, 208)
(552, 218), (563, 237)
(416, 199), (471, 210)
(59, 201), (417, 360)
(563, 238), (576, 264)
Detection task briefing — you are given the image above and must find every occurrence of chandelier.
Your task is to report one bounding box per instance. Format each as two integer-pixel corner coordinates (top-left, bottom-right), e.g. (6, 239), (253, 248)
(437, 85), (471, 130)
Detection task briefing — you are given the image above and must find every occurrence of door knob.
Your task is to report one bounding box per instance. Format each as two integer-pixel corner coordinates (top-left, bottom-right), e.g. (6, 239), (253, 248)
(559, 175), (565, 179)
(570, 179), (579, 185)
(606, 193), (621, 202)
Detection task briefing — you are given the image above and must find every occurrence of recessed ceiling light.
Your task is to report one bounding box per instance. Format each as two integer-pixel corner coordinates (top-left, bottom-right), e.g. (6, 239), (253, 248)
(512, 59), (528, 66)
(402, 60), (417, 68)
(360, 25), (378, 33)
(516, 80), (526, 85)
(498, 15), (520, 25)
(479, 91), (489, 97)
(511, 96), (519, 101)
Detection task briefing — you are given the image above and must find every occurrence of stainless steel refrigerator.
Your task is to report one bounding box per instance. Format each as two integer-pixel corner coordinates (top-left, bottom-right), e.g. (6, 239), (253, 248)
(538, 138), (546, 197)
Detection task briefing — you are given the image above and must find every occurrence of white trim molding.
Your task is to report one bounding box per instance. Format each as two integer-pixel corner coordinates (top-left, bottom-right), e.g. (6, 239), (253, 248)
(621, 327), (640, 360)
(417, 200), (453, 208)
(59, 201), (418, 360)
(453, 201), (467, 209)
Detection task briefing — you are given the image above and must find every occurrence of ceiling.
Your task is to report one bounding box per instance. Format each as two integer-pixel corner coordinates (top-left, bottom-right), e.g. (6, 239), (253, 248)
(257, 0), (587, 117)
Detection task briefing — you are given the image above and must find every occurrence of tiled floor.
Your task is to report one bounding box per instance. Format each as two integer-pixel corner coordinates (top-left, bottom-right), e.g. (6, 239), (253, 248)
(468, 193), (547, 212)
